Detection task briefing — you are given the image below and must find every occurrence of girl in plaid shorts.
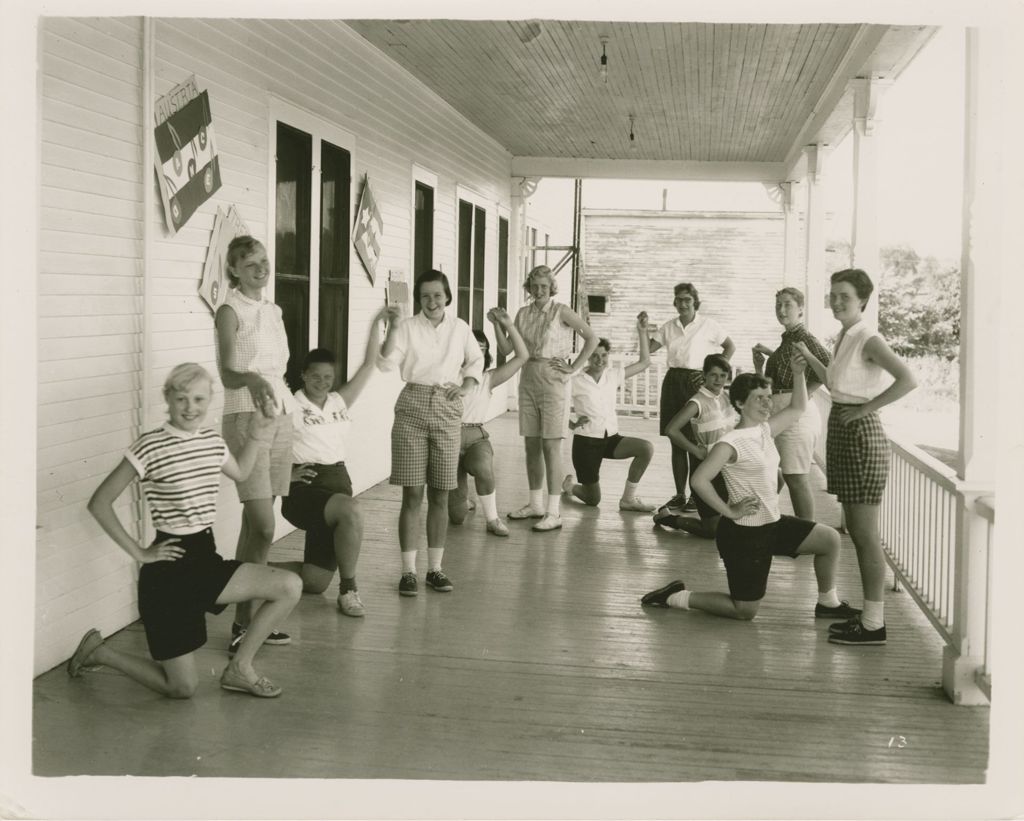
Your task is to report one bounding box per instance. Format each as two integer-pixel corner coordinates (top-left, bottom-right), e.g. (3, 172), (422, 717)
(796, 269), (917, 646)
(378, 270), (484, 597)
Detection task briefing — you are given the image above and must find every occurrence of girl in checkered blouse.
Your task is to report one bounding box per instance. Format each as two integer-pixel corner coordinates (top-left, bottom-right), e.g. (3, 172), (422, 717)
(641, 354), (853, 624)
(795, 269), (917, 646)
(378, 270), (484, 597)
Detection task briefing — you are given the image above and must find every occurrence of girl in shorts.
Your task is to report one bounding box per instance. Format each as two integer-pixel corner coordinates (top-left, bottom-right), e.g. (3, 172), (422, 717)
(71, 364), (302, 698)
(448, 307), (529, 537)
(378, 270), (484, 596)
(561, 314), (656, 512)
(795, 268), (917, 646)
(272, 306), (392, 617)
(641, 355), (857, 625)
(215, 235), (297, 653)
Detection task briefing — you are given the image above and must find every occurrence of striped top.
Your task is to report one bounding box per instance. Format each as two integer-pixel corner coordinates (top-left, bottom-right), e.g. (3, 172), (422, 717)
(515, 299), (574, 359)
(717, 422), (781, 527)
(827, 320), (892, 404)
(125, 424), (229, 535)
(686, 386), (737, 447)
(220, 287), (295, 416)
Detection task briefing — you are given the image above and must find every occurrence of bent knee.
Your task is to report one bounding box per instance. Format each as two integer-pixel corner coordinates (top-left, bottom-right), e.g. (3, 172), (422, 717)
(167, 679), (198, 699)
(280, 571), (303, 601)
(734, 600), (761, 620)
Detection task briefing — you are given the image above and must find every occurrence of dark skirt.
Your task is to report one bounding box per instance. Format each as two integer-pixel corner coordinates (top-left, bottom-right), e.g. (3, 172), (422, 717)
(659, 367), (704, 435)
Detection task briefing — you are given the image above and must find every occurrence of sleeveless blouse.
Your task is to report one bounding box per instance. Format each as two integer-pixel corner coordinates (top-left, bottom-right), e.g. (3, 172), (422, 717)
(515, 299), (573, 360)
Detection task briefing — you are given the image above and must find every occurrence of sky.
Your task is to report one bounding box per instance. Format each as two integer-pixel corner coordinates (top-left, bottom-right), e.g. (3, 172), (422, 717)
(528, 26), (966, 263)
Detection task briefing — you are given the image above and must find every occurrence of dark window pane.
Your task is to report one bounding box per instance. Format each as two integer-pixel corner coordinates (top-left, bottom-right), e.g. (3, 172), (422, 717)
(497, 217), (509, 365)
(275, 123), (311, 279)
(414, 182), (434, 278)
(319, 139), (351, 385)
(587, 295), (607, 314)
(457, 199), (473, 322)
(472, 205), (486, 330)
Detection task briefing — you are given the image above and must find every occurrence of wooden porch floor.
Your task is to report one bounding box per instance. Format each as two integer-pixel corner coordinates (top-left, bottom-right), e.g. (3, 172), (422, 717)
(32, 413), (989, 783)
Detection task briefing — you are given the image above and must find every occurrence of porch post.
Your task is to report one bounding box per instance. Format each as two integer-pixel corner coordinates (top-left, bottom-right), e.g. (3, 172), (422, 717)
(850, 78), (886, 326)
(781, 180), (803, 287)
(510, 176), (539, 295)
(943, 27), (1000, 706)
(802, 145), (829, 336)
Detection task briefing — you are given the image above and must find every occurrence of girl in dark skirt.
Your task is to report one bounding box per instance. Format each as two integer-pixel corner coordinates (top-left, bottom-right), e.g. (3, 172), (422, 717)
(796, 268), (917, 646)
(71, 364), (302, 699)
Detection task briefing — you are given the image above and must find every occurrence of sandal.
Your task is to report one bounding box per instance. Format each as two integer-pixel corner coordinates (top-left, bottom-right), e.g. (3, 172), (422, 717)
(67, 628), (104, 677)
(220, 667), (282, 698)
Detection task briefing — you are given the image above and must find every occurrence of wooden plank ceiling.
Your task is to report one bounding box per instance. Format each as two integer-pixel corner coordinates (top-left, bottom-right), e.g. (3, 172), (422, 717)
(347, 20), (898, 164)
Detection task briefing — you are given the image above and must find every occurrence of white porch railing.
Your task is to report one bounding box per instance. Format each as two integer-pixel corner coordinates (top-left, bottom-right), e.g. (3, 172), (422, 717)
(811, 390), (994, 705)
(608, 357), (665, 417)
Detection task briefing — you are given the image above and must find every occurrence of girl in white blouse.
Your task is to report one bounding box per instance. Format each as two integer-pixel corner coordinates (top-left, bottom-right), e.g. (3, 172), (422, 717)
(795, 268), (917, 646)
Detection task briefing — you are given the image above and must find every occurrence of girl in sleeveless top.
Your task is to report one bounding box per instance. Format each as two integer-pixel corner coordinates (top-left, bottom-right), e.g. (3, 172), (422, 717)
(795, 268), (917, 646)
(504, 265), (598, 532)
(642, 356), (856, 626)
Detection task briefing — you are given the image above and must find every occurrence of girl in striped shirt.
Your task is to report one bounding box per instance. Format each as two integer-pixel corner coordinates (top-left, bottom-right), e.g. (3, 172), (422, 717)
(642, 354), (856, 626)
(72, 364), (302, 699)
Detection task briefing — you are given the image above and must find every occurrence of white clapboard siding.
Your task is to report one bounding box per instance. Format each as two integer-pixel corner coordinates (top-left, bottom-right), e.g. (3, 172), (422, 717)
(36, 17), (515, 675)
(37, 17), (145, 677)
(581, 210), (786, 370)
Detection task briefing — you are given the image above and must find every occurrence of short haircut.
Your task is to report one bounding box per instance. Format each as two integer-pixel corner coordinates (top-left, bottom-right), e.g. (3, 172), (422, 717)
(596, 337), (611, 352)
(414, 269), (453, 307)
(775, 286), (805, 308)
(674, 282), (701, 310)
(831, 268), (875, 306)
(728, 372), (771, 411)
(524, 265), (558, 296)
(473, 329), (492, 370)
(703, 353), (732, 376)
(302, 347), (337, 372)
(163, 363), (213, 399)
(225, 236), (264, 286)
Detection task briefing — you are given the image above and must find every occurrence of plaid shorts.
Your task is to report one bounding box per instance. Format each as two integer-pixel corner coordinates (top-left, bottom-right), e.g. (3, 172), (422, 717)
(826, 404), (890, 505)
(390, 384), (463, 490)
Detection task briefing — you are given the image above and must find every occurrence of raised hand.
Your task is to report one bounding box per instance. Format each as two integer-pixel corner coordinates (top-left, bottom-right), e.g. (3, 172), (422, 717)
(636, 311), (649, 331)
(487, 307), (512, 327)
(790, 351), (808, 374)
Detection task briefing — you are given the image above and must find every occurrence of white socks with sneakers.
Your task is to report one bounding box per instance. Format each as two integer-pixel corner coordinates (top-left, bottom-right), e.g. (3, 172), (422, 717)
(401, 551), (416, 574)
(667, 590), (691, 609)
(546, 494), (561, 517)
(530, 489), (545, 513)
(427, 547), (444, 572)
(817, 588), (841, 608)
(861, 600), (885, 631)
(478, 492), (498, 521)
(622, 480), (640, 501)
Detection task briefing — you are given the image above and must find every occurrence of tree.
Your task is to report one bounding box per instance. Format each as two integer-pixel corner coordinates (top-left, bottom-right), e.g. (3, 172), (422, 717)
(877, 244), (960, 360)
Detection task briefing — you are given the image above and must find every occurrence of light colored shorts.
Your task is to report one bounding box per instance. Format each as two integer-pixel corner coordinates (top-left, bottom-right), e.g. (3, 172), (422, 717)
(771, 393), (820, 474)
(222, 411), (293, 501)
(390, 384), (463, 490)
(518, 359), (571, 439)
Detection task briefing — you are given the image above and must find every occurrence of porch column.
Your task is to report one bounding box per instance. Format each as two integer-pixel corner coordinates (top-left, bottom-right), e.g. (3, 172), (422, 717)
(510, 177), (539, 294)
(802, 145), (829, 336)
(850, 78), (887, 326)
(943, 27), (1000, 706)
(780, 180), (802, 287)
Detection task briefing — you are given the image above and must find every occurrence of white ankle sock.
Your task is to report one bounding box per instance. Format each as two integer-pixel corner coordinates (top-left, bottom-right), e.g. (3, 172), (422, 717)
(667, 590), (691, 609)
(401, 551), (417, 574)
(546, 494), (561, 517)
(623, 480), (639, 501)
(479, 492), (498, 520)
(530, 489), (545, 512)
(818, 588), (841, 608)
(861, 600), (884, 631)
(427, 547), (444, 572)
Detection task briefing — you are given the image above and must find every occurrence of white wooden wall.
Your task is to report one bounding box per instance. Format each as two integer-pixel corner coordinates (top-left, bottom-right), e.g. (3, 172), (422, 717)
(36, 17), (515, 675)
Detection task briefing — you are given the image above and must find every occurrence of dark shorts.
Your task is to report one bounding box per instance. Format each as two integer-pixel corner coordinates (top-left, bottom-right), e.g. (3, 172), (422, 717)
(571, 433), (624, 485)
(137, 528), (242, 661)
(715, 515), (816, 602)
(826, 405), (891, 505)
(688, 453), (729, 519)
(281, 463), (354, 571)
(659, 368), (704, 435)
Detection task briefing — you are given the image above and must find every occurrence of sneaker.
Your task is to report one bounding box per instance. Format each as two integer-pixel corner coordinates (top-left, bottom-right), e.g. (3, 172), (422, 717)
(486, 518), (510, 537)
(337, 589), (366, 617)
(508, 504), (544, 520)
(663, 494), (688, 514)
(561, 474), (576, 495)
(681, 497), (698, 513)
(828, 615), (861, 635)
(399, 572), (418, 597)
(641, 580), (687, 607)
(620, 497), (656, 513)
(828, 618), (887, 646)
(815, 601), (861, 619)
(531, 513), (563, 532)
(231, 621), (290, 646)
(425, 569), (454, 592)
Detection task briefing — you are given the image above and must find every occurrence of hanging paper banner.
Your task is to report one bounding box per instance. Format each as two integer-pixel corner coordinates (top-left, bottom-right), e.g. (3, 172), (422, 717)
(153, 76), (222, 234)
(353, 176), (384, 285)
(198, 205), (249, 313)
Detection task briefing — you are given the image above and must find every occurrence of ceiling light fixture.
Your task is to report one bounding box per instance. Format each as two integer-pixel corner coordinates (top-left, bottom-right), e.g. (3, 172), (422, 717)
(598, 36), (609, 83)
